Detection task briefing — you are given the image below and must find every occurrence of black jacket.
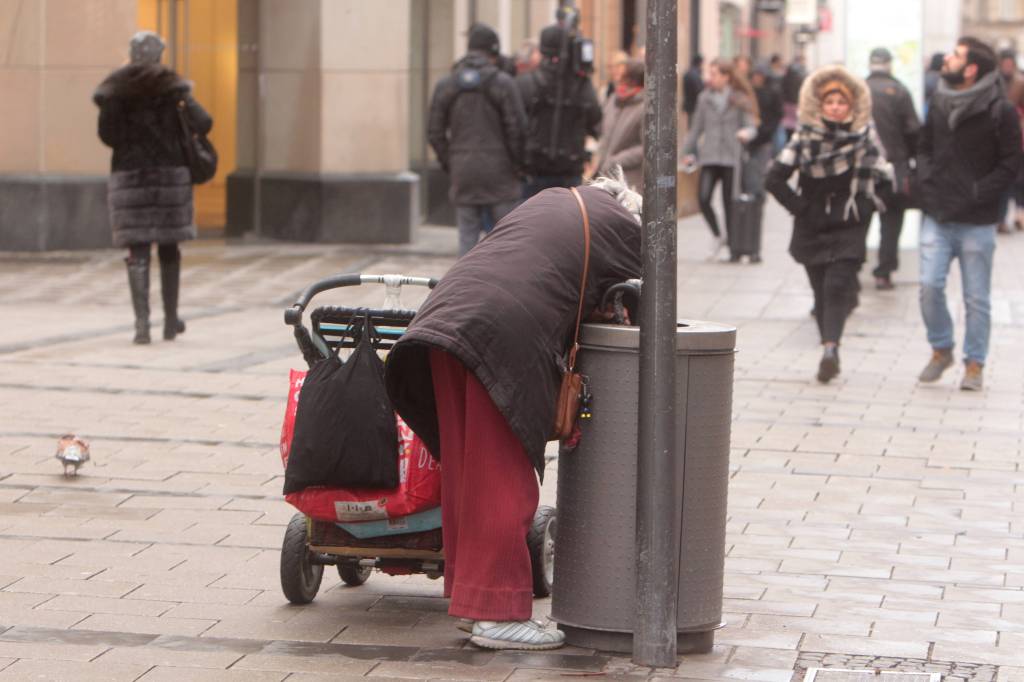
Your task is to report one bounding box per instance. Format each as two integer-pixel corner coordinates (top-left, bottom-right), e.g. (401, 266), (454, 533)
(682, 67), (704, 116)
(919, 73), (1022, 225)
(751, 84), (783, 149)
(516, 61), (601, 177)
(385, 186), (641, 478)
(427, 51), (527, 206)
(766, 166), (876, 265)
(867, 72), (920, 163)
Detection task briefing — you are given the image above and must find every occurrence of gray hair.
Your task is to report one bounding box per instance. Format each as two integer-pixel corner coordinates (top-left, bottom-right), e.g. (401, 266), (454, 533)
(130, 31), (165, 65)
(588, 166), (642, 223)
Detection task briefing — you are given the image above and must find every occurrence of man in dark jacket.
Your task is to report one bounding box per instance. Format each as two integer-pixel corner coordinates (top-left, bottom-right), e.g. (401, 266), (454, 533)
(917, 37), (1022, 391)
(94, 31), (212, 345)
(682, 54), (704, 121)
(516, 25), (601, 197)
(865, 47), (921, 290)
(427, 24), (527, 256)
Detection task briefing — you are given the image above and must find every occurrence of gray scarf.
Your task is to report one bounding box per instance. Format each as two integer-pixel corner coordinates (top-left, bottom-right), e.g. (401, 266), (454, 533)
(933, 70), (1002, 130)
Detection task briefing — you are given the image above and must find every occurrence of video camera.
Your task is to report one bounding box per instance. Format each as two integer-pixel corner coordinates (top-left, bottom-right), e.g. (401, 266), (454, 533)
(556, 5), (594, 75)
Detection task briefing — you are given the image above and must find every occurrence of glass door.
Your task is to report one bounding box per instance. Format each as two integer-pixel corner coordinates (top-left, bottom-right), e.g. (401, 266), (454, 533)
(138, 0), (238, 234)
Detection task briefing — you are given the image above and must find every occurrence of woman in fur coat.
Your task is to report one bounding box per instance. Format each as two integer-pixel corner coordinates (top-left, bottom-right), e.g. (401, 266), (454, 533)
(766, 65), (893, 383)
(94, 31), (212, 344)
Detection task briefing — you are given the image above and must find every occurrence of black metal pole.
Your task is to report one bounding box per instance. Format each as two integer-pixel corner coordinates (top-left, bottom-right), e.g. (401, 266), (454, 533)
(635, 0), (678, 669)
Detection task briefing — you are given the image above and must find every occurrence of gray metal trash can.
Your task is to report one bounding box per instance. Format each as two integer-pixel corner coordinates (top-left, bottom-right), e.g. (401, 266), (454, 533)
(551, 320), (735, 654)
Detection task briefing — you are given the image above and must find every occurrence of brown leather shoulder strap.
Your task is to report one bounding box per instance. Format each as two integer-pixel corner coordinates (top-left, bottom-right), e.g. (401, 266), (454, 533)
(568, 187), (591, 371)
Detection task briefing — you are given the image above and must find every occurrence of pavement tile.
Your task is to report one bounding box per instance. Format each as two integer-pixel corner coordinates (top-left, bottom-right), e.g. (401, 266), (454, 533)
(3, 576), (138, 598)
(229, 652), (375, 675)
(367, 660), (515, 680)
(72, 612), (216, 637)
(799, 633), (930, 659)
(96, 645), (244, 669)
(0, 659), (150, 681)
(137, 667), (286, 681)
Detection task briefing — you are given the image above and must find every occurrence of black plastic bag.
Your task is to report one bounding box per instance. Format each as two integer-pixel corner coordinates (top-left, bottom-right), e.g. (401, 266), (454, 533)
(283, 315), (399, 494)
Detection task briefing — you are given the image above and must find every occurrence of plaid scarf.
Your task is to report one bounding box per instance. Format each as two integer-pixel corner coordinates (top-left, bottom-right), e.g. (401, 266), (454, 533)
(776, 122), (892, 221)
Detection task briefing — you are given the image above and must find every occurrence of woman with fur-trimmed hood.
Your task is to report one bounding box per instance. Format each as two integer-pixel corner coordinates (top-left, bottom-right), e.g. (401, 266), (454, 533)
(766, 65), (893, 384)
(94, 31), (212, 345)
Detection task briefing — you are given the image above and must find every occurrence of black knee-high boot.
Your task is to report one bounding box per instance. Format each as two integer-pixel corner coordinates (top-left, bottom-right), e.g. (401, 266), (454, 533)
(125, 256), (150, 345)
(159, 251), (186, 341)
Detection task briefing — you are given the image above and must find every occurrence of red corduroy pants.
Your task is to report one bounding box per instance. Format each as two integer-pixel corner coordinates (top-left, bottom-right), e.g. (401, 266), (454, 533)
(429, 349), (538, 621)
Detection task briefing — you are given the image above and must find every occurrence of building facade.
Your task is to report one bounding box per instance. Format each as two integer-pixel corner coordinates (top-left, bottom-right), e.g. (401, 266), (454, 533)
(1, 0), (794, 251)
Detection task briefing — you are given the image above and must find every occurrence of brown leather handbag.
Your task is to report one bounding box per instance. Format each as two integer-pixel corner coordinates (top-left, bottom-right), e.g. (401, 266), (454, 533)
(550, 187), (591, 441)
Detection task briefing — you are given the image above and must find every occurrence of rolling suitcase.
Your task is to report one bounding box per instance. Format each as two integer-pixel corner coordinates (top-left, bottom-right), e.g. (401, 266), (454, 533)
(728, 194), (764, 260)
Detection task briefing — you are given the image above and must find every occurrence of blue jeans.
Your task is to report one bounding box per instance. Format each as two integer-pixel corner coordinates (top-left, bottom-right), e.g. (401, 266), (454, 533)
(455, 200), (517, 257)
(919, 216), (996, 364)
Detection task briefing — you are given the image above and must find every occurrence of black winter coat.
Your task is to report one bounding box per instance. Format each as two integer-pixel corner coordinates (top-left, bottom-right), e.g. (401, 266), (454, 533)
(385, 186), (642, 477)
(752, 84), (783, 149)
(919, 75), (1022, 225)
(427, 52), (527, 206)
(516, 62), (601, 177)
(94, 64), (212, 247)
(766, 166), (876, 265)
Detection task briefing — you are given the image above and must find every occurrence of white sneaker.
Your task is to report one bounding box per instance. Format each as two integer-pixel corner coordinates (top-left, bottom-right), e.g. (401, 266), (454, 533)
(706, 235), (725, 262)
(469, 619), (566, 650)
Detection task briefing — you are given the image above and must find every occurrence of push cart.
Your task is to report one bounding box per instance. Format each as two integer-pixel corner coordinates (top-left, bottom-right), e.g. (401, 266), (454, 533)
(279, 273), (556, 604)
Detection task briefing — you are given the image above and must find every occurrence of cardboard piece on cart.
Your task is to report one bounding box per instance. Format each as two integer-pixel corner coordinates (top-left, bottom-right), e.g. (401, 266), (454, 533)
(677, 166), (700, 218)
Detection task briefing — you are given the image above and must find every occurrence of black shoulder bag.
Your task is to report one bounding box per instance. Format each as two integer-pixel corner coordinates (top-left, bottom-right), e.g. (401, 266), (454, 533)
(176, 99), (218, 185)
(284, 314), (400, 494)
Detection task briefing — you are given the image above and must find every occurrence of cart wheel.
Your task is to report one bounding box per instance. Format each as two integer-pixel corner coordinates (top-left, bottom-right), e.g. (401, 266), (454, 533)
(337, 562), (372, 587)
(280, 513), (323, 604)
(528, 505), (556, 598)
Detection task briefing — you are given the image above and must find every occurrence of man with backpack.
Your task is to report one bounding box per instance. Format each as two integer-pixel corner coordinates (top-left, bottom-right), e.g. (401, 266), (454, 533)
(428, 24), (527, 256)
(916, 37), (1021, 391)
(516, 25), (601, 198)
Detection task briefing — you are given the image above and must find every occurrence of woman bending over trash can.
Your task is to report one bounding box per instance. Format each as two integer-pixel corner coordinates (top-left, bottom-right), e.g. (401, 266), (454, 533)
(385, 170), (642, 651)
(766, 65), (893, 383)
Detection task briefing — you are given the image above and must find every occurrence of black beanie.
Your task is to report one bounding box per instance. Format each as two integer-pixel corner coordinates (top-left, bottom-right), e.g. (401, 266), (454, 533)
(540, 25), (566, 57)
(468, 24), (500, 56)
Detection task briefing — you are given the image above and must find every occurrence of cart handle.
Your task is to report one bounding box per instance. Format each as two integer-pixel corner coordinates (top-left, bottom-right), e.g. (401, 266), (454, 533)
(284, 273), (439, 326)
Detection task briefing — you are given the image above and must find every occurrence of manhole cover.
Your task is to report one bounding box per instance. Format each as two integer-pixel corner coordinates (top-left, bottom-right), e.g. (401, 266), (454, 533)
(804, 671), (940, 682)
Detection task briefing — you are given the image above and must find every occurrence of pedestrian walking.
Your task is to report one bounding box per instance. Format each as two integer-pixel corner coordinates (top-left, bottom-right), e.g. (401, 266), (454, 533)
(781, 55), (807, 141)
(997, 48), (1024, 233)
(737, 62), (783, 263)
(682, 54), (705, 123)
(427, 24), (527, 257)
(924, 52), (945, 113)
(94, 31), (212, 345)
(865, 47), (921, 290)
(385, 173), (643, 651)
(593, 59), (645, 190)
(916, 37), (1022, 391)
(517, 25), (601, 198)
(681, 58), (759, 261)
(766, 65), (894, 384)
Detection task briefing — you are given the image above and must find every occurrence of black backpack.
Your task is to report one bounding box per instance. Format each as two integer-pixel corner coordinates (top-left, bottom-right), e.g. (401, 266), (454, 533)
(523, 70), (591, 176)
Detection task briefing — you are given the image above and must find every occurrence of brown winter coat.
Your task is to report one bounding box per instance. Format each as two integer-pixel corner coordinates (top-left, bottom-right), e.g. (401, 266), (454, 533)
(594, 93), (644, 190)
(385, 186), (642, 477)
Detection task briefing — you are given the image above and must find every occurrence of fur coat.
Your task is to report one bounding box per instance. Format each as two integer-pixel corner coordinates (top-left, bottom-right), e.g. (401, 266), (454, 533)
(94, 64), (212, 247)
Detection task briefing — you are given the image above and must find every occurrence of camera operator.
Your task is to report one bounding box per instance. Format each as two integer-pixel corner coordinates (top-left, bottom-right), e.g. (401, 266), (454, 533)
(516, 23), (601, 198)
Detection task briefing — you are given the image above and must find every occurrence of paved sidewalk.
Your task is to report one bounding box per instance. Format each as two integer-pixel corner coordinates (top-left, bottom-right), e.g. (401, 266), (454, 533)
(0, 203), (1022, 681)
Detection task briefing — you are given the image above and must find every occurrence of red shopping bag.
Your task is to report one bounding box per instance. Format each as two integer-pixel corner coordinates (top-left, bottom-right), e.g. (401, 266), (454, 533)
(280, 369), (441, 523)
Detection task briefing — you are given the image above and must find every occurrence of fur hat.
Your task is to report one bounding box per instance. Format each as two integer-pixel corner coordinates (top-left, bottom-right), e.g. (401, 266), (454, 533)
(817, 78), (853, 104)
(798, 65), (872, 129)
(468, 24), (500, 56)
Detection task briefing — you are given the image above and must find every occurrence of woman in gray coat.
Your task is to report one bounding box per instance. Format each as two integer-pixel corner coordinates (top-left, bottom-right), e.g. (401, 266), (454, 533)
(94, 32), (212, 344)
(682, 58), (759, 260)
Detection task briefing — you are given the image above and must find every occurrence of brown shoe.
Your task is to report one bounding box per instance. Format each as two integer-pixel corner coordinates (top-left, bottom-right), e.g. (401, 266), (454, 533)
(960, 361), (984, 391)
(918, 348), (954, 383)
